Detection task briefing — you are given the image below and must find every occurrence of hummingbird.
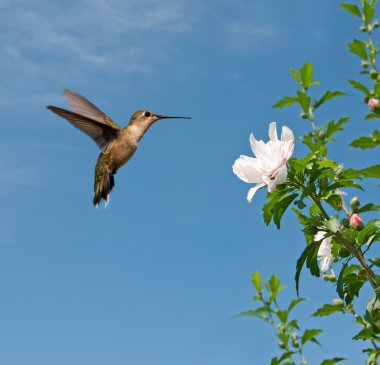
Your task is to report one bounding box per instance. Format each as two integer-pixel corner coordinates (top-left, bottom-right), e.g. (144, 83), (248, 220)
(47, 90), (191, 207)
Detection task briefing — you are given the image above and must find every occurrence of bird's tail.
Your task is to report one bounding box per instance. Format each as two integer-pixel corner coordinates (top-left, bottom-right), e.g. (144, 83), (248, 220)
(93, 155), (115, 207)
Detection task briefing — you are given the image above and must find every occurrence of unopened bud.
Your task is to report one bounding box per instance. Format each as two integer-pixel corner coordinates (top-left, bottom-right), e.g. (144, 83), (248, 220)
(319, 130), (326, 139)
(370, 70), (378, 80)
(361, 60), (370, 68)
(373, 20), (380, 29)
(368, 98), (380, 111)
(300, 112), (308, 119)
(360, 25), (367, 32)
(279, 341), (286, 349)
(335, 165), (344, 176)
(333, 299), (343, 306)
(350, 196), (360, 212)
(350, 213), (364, 230)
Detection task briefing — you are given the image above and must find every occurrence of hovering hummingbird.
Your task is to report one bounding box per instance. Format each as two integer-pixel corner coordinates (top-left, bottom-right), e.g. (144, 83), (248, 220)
(47, 90), (191, 207)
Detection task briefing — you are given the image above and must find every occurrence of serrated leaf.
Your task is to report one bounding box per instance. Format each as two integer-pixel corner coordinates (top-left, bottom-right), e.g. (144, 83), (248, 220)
(348, 79), (370, 96)
(314, 91), (346, 109)
(302, 328), (322, 345)
(252, 271), (261, 292)
(340, 3), (362, 18)
(323, 217), (340, 233)
(326, 117), (350, 138)
(320, 358), (345, 365)
(313, 303), (345, 317)
(353, 327), (376, 340)
(273, 96), (299, 109)
(348, 39), (368, 60)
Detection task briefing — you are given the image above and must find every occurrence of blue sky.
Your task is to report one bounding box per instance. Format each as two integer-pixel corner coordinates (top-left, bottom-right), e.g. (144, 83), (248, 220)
(0, 0), (379, 364)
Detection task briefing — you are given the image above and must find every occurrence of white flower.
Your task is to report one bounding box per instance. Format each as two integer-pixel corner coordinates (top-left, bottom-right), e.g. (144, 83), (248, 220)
(315, 231), (333, 273)
(232, 122), (295, 202)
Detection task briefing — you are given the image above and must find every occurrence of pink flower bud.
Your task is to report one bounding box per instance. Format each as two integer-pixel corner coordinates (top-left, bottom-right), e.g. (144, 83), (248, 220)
(368, 98), (380, 111)
(350, 213), (364, 230)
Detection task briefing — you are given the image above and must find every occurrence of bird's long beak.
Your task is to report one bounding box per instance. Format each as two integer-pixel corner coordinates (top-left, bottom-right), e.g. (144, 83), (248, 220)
(157, 115), (191, 120)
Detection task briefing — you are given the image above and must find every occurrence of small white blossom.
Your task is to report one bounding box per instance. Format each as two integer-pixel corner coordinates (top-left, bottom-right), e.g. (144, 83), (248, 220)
(232, 122), (295, 202)
(315, 231), (333, 273)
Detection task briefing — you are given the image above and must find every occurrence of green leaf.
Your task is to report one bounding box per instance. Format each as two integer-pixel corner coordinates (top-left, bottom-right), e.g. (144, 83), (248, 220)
(365, 113), (380, 120)
(252, 272), (261, 292)
(300, 62), (314, 89)
(273, 96), (299, 109)
(337, 265), (346, 300)
(297, 90), (311, 112)
(273, 193), (299, 229)
(361, 164), (380, 178)
(358, 219), (380, 245)
(262, 187), (294, 226)
(358, 203), (380, 213)
(353, 327), (377, 340)
(340, 3), (362, 18)
(323, 217), (340, 233)
(275, 309), (288, 323)
(301, 328), (322, 345)
(290, 67), (301, 84)
(295, 241), (320, 296)
(369, 258), (380, 268)
(269, 275), (280, 297)
(348, 39), (368, 60)
(236, 307), (269, 319)
(351, 136), (380, 149)
(320, 358), (346, 365)
(288, 298), (306, 312)
(314, 91), (346, 109)
(313, 303), (345, 317)
(363, 1), (376, 25)
(326, 117), (350, 139)
(348, 79), (370, 96)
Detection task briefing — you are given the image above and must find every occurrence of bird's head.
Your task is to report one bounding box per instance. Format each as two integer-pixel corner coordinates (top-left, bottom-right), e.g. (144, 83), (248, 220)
(129, 110), (191, 126)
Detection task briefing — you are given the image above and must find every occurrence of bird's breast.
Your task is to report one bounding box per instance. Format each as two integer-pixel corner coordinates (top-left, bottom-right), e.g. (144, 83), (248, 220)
(109, 136), (138, 170)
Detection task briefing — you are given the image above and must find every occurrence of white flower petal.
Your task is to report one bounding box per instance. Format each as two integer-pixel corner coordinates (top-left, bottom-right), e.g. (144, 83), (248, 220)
(315, 232), (333, 273)
(265, 165), (288, 193)
(281, 126), (294, 141)
(249, 133), (267, 158)
(247, 183), (266, 203)
(319, 255), (334, 273)
(232, 155), (265, 183)
(268, 122), (279, 142)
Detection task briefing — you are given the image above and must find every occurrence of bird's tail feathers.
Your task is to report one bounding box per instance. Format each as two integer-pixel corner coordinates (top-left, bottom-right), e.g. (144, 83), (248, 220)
(93, 159), (115, 207)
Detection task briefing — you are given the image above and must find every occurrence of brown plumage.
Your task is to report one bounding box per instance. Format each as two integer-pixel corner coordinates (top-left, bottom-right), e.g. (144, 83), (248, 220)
(47, 90), (190, 207)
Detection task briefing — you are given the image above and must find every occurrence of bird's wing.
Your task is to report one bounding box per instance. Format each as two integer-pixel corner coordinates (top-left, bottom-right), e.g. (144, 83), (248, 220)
(63, 89), (121, 130)
(47, 106), (119, 152)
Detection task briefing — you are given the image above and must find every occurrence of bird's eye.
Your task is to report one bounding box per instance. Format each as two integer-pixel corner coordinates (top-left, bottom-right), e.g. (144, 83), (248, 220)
(144, 111), (151, 117)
